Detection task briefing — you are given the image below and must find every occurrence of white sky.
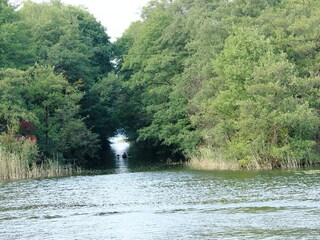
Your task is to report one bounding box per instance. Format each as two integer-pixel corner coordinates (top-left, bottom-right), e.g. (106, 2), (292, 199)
(28, 0), (151, 42)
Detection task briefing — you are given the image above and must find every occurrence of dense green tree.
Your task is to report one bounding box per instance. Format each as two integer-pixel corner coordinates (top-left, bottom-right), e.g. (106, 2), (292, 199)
(2, 0), (320, 170)
(254, 0), (320, 77)
(71, 7), (113, 77)
(116, 0), (320, 168)
(0, 0), (116, 168)
(0, 68), (35, 133)
(196, 27), (319, 167)
(23, 65), (99, 164)
(0, 0), (34, 69)
(18, 0), (113, 86)
(0, 65), (99, 165)
(118, 0), (202, 154)
(84, 73), (122, 140)
(15, 0), (116, 140)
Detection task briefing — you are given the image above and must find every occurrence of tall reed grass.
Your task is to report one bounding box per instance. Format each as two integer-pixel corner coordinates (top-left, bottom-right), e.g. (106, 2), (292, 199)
(187, 147), (239, 170)
(188, 146), (305, 171)
(0, 149), (81, 180)
(0, 134), (81, 180)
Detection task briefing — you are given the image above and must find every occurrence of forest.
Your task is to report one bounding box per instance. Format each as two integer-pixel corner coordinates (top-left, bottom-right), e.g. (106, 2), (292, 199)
(1, 0), (320, 179)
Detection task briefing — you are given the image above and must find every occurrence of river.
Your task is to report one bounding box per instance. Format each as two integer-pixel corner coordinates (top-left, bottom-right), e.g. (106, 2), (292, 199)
(0, 137), (319, 239)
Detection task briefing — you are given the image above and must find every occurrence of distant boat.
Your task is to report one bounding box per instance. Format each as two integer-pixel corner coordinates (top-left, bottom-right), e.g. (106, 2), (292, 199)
(122, 152), (127, 159)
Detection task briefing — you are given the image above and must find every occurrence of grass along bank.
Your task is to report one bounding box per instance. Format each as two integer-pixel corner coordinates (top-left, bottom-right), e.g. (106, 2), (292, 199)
(187, 146), (317, 171)
(0, 134), (82, 180)
(0, 150), (81, 180)
(0, 148), (82, 180)
(187, 147), (239, 171)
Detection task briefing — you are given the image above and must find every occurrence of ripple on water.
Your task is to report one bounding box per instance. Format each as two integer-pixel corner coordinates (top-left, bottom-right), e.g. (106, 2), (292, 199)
(0, 168), (320, 240)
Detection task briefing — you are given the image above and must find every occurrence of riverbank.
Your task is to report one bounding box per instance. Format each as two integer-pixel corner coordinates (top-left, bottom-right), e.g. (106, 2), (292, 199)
(187, 147), (320, 171)
(0, 148), (82, 181)
(187, 147), (239, 170)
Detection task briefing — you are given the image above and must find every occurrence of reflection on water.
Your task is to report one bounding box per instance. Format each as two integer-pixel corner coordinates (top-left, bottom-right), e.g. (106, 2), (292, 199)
(109, 134), (130, 173)
(100, 134), (171, 173)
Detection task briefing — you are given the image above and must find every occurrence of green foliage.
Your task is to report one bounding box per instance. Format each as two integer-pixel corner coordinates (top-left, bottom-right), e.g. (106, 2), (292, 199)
(0, 68), (36, 132)
(0, 134), (82, 180)
(0, 0), (118, 175)
(0, 0), (35, 69)
(0, 65), (100, 165)
(117, 0), (201, 154)
(24, 65), (100, 164)
(0, 130), (38, 166)
(116, 0), (320, 168)
(83, 73), (122, 138)
(0, 0), (115, 171)
(2, 0), (320, 171)
(0, 132), (38, 180)
(18, 0), (113, 86)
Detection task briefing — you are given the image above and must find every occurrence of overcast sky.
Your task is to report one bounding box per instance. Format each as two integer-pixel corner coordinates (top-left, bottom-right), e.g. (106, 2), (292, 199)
(29, 0), (151, 42)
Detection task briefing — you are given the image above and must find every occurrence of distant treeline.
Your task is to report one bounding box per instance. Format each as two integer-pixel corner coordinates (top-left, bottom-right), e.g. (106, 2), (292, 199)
(1, 0), (320, 177)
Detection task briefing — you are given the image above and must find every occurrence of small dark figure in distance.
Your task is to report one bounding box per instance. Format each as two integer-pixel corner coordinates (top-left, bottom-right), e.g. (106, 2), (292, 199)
(122, 152), (127, 159)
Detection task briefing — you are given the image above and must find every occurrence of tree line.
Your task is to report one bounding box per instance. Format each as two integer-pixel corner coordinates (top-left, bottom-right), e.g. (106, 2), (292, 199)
(115, 0), (320, 169)
(1, 0), (320, 177)
(0, 0), (116, 175)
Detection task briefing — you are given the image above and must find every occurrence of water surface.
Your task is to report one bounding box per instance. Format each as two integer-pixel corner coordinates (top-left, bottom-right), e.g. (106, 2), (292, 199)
(0, 139), (319, 239)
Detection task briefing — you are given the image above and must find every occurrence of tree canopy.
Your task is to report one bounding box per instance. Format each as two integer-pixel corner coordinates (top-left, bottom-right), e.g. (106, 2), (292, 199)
(1, 0), (320, 170)
(115, 0), (320, 168)
(0, 0), (114, 167)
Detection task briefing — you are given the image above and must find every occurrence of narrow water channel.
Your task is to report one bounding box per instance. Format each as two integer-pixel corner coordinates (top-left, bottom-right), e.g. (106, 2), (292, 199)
(0, 142), (319, 239)
(109, 134), (130, 174)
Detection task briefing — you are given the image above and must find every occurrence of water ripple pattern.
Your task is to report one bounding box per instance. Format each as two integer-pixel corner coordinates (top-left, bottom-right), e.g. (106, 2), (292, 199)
(0, 169), (320, 239)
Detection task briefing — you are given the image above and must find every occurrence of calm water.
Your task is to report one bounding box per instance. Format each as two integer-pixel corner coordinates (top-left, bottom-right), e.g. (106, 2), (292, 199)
(1, 138), (319, 239)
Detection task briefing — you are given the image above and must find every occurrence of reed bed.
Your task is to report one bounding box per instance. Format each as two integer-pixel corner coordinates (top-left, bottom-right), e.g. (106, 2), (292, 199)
(0, 148), (82, 180)
(188, 147), (239, 170)
(0, 134), (82, 181)
(187, 146), (307, 171)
